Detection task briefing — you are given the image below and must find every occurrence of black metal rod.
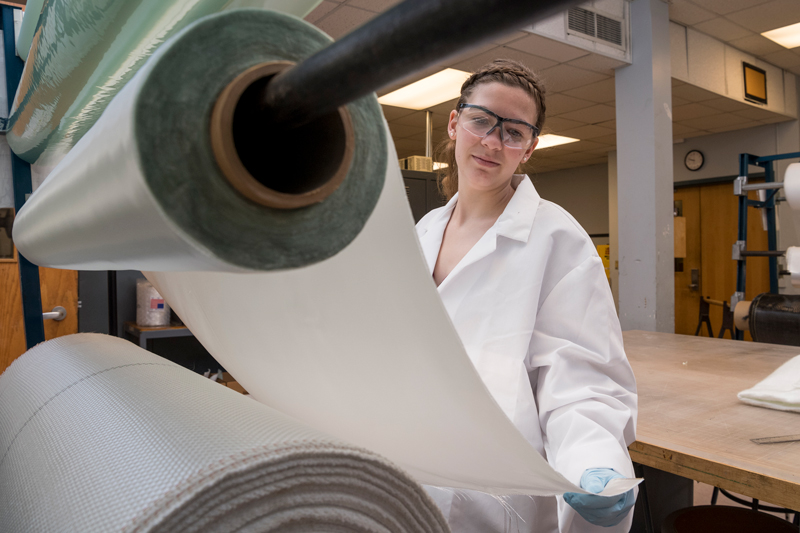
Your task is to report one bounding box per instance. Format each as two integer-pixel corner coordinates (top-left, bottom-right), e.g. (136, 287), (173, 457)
(262, 0), (584, 126)
(740, 250), (785, 257)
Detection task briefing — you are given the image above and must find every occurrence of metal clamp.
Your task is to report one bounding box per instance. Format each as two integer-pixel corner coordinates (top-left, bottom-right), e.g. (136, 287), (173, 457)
(730, 291), (745, 310)
(733, 176), (746, 196)
(42, 306), (66, 321)
(732, 240), (746, 260)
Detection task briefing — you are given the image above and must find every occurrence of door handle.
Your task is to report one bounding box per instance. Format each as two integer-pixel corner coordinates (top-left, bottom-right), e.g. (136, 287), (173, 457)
(688, 268), (699, 290)
(43, 306), (67, 321)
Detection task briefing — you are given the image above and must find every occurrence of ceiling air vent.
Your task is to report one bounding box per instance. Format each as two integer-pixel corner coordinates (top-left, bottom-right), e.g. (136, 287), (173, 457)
(567, 7), (624, 49)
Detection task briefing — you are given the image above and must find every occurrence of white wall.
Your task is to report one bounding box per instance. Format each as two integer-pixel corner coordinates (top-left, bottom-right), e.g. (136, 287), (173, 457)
(672, 123), (792, 183)
(530, 163), (609, 240)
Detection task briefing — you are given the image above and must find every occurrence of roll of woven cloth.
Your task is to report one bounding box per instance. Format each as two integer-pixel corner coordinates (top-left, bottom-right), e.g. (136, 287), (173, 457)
(748, 292), (800, 347)
(6, 0), (321, 167)
(0, 334), (448, 532)
(13, 9), (384, 272)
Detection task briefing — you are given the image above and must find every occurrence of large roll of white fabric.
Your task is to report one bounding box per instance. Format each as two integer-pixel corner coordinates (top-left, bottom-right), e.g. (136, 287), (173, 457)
(0, 334), (448, 532)
(11, 9), (639, 499)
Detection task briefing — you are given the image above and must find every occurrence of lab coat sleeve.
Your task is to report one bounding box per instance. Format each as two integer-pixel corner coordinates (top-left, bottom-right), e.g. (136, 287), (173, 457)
(527, 253), (637, 486)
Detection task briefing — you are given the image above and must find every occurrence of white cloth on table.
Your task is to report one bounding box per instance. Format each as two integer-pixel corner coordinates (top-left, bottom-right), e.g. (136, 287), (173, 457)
(738, 354), (800, 412)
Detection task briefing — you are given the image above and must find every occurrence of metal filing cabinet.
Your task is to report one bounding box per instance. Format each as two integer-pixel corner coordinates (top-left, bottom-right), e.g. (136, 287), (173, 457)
(401, 169), (446, 223)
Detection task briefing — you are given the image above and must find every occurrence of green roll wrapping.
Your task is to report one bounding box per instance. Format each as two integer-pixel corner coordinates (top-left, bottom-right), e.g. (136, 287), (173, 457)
(7, 0), (322, 166)
(13, 9), (387, 272)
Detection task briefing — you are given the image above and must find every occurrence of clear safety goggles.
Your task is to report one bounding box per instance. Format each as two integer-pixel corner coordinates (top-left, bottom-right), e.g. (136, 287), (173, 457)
(457, 103), (538, 150)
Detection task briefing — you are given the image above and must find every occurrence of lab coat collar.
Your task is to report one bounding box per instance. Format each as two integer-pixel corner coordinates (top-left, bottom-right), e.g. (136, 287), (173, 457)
(418, 175), (540, 279)
(493, 175), (539, 244)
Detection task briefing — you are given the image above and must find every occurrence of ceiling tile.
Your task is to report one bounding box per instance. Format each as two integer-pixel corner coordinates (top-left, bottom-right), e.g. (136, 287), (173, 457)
(759, 115), (794, 124)
(669, 0), (716, 25)
(672, 96), (691, 107)
(381, 105), (417, 121)
(672, 103), (719, 121)
(543, 116), (585, 133)
(506, 33), (590, 63)
(690, 0), (773, 16)
(451, 46), (559, 75)
(559, 124), (615, 140)
(679, 113), (752, 130)
(733, 106), (786, 121)
(392, 110), (426, 127)
(672, 79), (686, 87)
(702, 97), (751, 112)
(683, 130), (713, 138)
(597, 119), (616, 129)
(560, 104), (616, 124)
(492, 31), (527, 45)
(563, 78), (616, 103)
(671, 122), (702, 136)
(708, 121), (763, 133)
(546, 93), (597, 115)
(692, 17), (753, 42)
(428, 98), (460, 116)
(590, 133), (617, 145)
(539, 64), (609, 93)
(727, 34), (784, 57)
(671, 84), (719, 102)
(565, 54), (628, 75)
(725, 0), (800, 34)
(304, 1), (338, 23)
(561, 139), (609, 152)
(761, 49), (800, 69)
(388, 122), (422, 139)
(314, 5), (375, 39)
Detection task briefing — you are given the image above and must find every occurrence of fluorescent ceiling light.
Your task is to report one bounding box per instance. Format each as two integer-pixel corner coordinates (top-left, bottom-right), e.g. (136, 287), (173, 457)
(536, 134), (579, 149)
(379, 69), (470, 110)
(762, 22), (800, 49)
(433, 162), (448, 170)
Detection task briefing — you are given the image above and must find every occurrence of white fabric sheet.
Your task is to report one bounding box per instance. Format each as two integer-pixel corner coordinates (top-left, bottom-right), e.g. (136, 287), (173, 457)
(738, 353), (800, 412)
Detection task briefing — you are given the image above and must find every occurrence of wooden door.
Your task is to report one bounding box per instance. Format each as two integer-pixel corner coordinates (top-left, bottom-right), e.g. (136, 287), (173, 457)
(674, 182), (771, 340)
(699, 182), (769, 341)
(0, 211), (78, 373)
(674, 187), (701, 336)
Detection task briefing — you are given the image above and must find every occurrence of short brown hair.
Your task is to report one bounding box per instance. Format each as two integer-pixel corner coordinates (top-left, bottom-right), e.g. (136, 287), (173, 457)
(435, 59), (546, 200)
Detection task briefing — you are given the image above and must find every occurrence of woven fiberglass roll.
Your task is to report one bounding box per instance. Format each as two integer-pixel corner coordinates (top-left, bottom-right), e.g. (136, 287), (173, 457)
(13, 9), (385, 271)
(7, 0), (322, 166)
(0, 334), (449, 532)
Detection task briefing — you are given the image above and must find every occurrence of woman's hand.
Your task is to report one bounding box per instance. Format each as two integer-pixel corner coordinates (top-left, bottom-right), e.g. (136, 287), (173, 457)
(563, 468), (635, 527)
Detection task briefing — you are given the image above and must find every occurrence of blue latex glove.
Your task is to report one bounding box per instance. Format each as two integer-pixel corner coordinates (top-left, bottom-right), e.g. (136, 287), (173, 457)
(563, 468), (635, 527)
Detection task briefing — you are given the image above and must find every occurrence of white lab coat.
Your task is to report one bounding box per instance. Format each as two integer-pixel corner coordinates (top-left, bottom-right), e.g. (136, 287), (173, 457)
(416, 176), (637, 533)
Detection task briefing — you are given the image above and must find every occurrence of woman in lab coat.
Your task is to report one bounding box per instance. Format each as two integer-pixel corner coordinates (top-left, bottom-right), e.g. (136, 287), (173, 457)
(416, 59), (638, 533)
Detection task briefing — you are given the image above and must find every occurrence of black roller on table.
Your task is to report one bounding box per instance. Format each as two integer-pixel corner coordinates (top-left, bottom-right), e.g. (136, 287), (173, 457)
(749, 293), (800, 347)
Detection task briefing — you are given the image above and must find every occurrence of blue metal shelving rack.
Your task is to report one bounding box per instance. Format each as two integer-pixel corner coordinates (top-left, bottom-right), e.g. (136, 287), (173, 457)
(732, 151), (800, 340)
(2, 5), (44, 349)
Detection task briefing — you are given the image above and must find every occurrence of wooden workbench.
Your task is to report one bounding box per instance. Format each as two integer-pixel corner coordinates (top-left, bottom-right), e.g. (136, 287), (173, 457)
(624, 330), (800, 511)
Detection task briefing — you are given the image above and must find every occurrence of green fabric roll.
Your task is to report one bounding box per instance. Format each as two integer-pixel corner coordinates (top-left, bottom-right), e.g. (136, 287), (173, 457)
(7, 0), (321, 166)
(13, 9), (387, 272)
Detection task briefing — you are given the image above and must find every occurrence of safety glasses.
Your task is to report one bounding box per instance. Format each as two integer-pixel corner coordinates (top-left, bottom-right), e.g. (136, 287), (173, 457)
(457, 103), (538, 149)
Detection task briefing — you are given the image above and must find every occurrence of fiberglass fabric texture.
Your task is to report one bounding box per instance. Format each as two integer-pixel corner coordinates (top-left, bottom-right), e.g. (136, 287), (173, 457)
(0, 334), (449, 532)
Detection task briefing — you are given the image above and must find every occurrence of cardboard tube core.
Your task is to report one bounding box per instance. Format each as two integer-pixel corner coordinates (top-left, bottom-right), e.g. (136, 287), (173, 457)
(211, 61), (354, 209)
